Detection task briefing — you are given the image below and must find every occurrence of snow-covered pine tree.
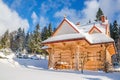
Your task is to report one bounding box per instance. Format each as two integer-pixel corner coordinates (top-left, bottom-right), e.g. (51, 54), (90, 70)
(0, 30), (10, 49)
(12, 28), (25, 52)
(9, 31), (17, 51)
(28, 33), (34, 53)
(28, 24), (42, 54)
(41, 23), (53, 41)
(47, 23), (53, 37)
(41, 26), (48, 41)
(110, 23), (113, 38)
(24, 32), (30, 52)
(111, 20), (120, 63)
(112, 20), (119, 43)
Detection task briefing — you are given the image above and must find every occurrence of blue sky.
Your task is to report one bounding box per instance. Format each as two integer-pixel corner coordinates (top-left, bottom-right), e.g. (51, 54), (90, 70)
(0, 0), (120, 34)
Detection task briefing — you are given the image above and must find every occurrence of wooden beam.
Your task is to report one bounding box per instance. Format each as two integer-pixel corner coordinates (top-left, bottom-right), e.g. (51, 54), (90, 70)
(75, 45), (80, 70)
(48, 47), (55, 69)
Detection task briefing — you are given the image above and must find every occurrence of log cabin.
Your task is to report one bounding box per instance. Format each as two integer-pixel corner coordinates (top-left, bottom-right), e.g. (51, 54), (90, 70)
(42, 15), (116, 71)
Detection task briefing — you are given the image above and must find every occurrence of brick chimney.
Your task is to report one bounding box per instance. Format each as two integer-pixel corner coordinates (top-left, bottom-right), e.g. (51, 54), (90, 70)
(101, 15), (106, 22)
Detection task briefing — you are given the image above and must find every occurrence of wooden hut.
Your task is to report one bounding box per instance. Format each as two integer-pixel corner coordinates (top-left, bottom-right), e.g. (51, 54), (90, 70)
(42, 16), (116, 71)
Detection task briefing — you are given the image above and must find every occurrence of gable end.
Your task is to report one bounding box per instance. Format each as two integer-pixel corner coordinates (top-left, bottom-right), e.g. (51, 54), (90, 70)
(52, 18), (79, 36)
(89, 26), (102, 34)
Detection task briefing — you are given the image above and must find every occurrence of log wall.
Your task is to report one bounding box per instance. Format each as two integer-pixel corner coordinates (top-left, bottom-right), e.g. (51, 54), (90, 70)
(46, 40), (114, 71)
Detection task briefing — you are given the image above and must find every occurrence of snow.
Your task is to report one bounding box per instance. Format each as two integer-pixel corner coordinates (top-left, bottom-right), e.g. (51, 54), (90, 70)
(63, 18), (107, 35)
(42, 18), (113, 44)
(13, 58), (48, 69)
(0, 52), (6, 57)
(85, 33), (114, 44)
(114, 67), (120, 71)
(78, 22), (97, 33)
(42, 33), (114, 44)
(78, 22), (106, 34)
(42, 33), (85, 43)
(0, 60), (120, 80)
(0, 50), (119, 80)
(41, 46), (49, 49)
(0, 52), (120, 80)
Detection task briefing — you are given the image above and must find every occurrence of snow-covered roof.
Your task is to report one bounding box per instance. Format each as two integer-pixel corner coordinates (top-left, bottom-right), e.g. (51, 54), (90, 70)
(42, 18), (114, 44)
(85, 33), (114, 44)
(41, 46), (49, 49)
(42, 33), (85, 43)
(78, 22), (106, 34)
(42, 33), (114, 44)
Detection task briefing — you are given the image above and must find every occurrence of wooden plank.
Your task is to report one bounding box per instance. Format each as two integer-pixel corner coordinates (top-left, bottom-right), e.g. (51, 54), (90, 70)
(61, 56), (71, 58)
(61, 53), (71, 56)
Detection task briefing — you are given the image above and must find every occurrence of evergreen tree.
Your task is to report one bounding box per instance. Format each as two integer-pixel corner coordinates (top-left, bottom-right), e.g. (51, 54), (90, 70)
(28, 33), (34, 53)
(109, 21), (120, 62)
(0, 30), (10, 49)
(41, 26), (48, 41)
(47, 23), (53, 37)
(109, 23), (113, 38)
(41, 23), (53, 41)
(25, 32), (30, 52)
(112, 20), (119, 43)
(96, 8), (104, 21)
(28, 24), (42, 54)
(22, 28), (26, 50)
(11, 28), (25, 52)
(9, 31), (17, 51)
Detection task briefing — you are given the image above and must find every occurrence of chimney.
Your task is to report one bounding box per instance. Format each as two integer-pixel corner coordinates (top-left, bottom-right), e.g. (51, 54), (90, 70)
(101, 15), (106, 22)
(76, 22), (80, 26)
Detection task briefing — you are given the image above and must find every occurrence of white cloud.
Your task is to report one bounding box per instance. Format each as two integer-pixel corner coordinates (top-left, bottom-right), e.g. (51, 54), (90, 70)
(0, 0), (29, 35)
(39, 16), (49, 28)
(39, 0), (76, 28)
(99, 0), (120, 22)
(40, 2), (50, 14)
(54, 0), (99, 24)
(54, 0), (120, 24)
(81, 0), (99, 22)
(31, 12), (49, 29)
(54, 7), (81, 23)
(40, 0), (74, 15)
(31, 12), (38, 25)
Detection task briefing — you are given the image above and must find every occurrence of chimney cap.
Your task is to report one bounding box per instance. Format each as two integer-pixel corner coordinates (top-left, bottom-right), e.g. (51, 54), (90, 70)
(101, 15), (106, 22)
(76, 22), (80, 26)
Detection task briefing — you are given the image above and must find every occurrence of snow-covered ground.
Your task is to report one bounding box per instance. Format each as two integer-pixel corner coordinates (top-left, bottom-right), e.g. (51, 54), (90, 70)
(0, 53), (120, 80)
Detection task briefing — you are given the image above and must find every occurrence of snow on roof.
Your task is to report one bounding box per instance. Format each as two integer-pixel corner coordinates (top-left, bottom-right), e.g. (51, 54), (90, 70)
(78, 23), (93, 33)
(42, 18), (113, 44)
(42, 33), (114, 44)
(85, 33), (114, 44)
(42, 33), (85, 43)
(41, 46), (49, 49)
(95, 23), (106, 34)
(78, 22), (106, 34)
